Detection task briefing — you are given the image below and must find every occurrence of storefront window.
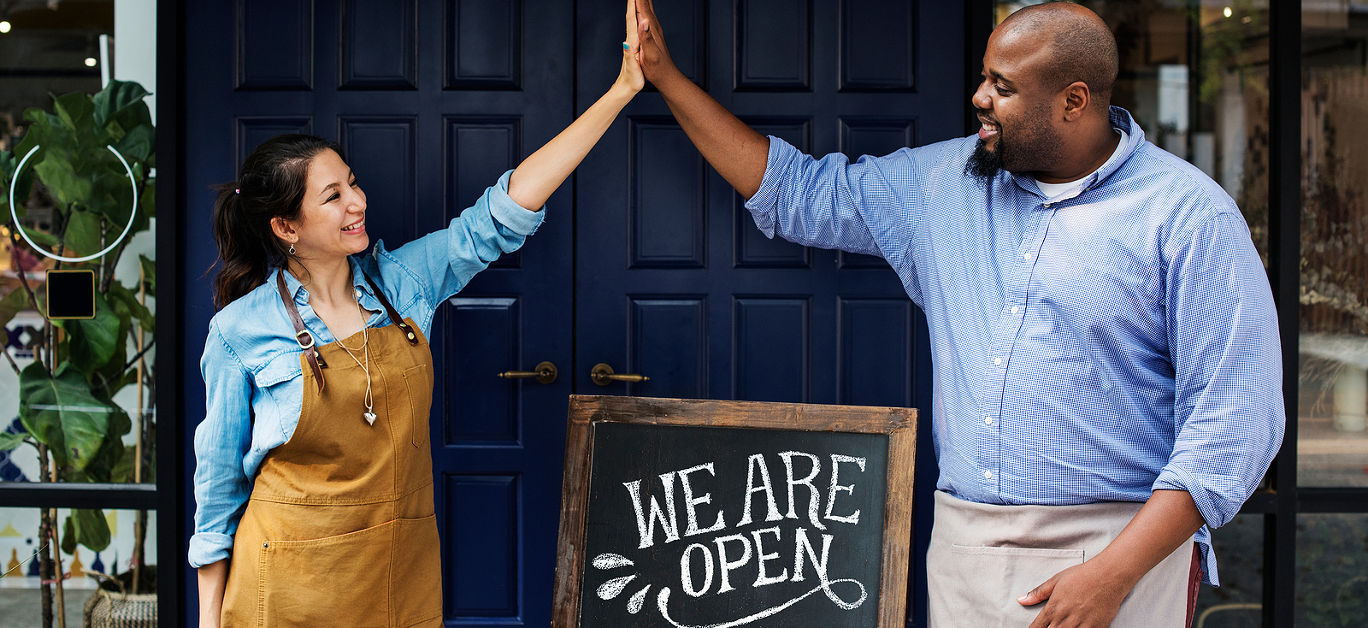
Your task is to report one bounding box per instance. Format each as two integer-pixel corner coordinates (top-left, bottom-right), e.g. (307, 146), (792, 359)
(1296, 514), (1368, 626)
(0, 0), (159, 623)
(1298, 0), (1368, 488)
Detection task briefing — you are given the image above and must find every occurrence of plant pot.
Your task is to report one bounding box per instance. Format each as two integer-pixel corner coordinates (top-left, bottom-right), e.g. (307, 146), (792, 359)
(82, 587), (156, 628)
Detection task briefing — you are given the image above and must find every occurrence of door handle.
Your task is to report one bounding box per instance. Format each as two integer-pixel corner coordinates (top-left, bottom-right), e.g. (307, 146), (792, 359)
(590, 363), (650, 387)
(497, 361), (558, 385)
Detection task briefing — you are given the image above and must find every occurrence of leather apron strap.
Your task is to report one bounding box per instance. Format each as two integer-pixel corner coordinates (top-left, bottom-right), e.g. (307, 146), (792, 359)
(276, 271), (328, 392)
(362, 272), (418, 346)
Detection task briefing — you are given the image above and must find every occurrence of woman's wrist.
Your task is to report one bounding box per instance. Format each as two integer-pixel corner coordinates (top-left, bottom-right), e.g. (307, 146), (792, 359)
(607, 81), (638, 105)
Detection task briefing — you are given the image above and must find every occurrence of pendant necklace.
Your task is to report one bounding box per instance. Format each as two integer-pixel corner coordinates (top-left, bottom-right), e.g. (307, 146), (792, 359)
(335, 294), (376, 425)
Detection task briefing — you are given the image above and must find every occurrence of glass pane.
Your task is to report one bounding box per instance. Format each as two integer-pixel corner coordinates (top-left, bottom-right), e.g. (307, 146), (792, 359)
(0, 507), (158, 626)
(1195, 514), (1264, 628)
(994, 1), (1272, 259)
(1299, 0), (1368, 487)
(1296, 514), (1368, 626)
(1, 0), (158, 487)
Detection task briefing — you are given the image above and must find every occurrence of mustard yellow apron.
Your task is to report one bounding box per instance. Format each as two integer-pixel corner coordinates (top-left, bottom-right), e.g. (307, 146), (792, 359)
(221, 278), (442, 627)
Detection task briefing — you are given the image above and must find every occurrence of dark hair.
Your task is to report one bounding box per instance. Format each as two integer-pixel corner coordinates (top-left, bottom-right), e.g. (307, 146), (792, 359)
(210, 134), (341, 309)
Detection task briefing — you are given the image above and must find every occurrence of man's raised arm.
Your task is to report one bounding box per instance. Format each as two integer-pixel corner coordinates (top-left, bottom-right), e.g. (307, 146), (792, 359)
(634, 0), (768, 199)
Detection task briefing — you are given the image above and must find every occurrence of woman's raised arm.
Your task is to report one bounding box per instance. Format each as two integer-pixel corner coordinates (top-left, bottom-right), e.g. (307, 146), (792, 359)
(506, 0), (643, 211)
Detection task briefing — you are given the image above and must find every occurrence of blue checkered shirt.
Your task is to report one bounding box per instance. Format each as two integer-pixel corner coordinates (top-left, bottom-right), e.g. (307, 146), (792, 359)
(744, 107), (1284, 585)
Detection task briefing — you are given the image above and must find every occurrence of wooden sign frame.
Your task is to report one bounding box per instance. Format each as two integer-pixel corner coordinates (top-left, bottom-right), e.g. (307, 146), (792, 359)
(552, 395), (918, 627)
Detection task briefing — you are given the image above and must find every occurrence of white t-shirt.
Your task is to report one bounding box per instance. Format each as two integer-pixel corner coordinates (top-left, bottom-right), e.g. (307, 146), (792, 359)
(1034, 129), (1129, 202)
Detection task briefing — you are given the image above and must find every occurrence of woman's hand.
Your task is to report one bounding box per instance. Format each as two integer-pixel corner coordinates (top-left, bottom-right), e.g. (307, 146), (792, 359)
(505, 0), (644, 211)
(615, 0), (645, 96)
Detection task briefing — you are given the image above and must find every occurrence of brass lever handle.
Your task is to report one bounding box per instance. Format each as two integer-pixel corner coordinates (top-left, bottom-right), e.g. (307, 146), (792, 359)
(590, 363), (650, 387)
(497, 361), (558, 385)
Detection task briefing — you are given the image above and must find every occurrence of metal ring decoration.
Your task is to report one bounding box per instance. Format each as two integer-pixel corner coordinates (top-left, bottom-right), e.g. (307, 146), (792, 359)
(7, 144), (140, 263)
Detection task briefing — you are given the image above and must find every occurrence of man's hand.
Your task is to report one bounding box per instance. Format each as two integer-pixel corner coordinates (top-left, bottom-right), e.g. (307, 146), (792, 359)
(1019, 558), (1133, 628)
(633, 0), (683, 85)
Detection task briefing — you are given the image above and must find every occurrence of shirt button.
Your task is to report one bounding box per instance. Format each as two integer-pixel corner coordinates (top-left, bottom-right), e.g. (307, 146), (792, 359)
(984, 416), (994, 425)
(993, 357), (1003, 366)
(1022, 252), (1033, 261)
(983, 470), (993, 479)
(1011, 306), (1020, 315)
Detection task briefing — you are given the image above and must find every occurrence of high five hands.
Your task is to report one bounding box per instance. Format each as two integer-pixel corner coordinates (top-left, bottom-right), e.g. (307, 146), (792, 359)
(631, 0), (681, 86)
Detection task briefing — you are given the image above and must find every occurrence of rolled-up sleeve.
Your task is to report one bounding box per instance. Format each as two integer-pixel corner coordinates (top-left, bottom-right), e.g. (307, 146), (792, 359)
(189, 320), (255, 568)
(1153, 211), (1284, 529)
(743, 136), (915, 260)
(382, 168), (545, 304)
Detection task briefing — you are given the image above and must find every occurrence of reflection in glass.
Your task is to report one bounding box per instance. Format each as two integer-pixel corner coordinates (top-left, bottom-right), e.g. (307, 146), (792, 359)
(1296, 514), (1368, 626)
(1299, 1), (1368, 488)
(0, 507), (158, 627)
(1193, 514), (1263, 628)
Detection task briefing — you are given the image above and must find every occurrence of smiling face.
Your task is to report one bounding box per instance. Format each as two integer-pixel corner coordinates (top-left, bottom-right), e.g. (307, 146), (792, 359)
(966, 28), (1066, 180)
(283, 148), (369, 262)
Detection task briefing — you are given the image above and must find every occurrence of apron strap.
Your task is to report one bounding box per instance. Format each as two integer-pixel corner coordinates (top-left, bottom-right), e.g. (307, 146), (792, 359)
(361, 273), (419, 346)
(276, 272), (328, 393)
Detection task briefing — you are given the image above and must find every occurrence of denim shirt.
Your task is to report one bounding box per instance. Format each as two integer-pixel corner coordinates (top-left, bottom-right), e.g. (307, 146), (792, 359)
(190, 169), (544, 568)
(744, 107), (1285, 584)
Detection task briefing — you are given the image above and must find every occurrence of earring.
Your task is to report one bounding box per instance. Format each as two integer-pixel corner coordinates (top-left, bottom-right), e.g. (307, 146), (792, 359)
(289, 243), (296, 255)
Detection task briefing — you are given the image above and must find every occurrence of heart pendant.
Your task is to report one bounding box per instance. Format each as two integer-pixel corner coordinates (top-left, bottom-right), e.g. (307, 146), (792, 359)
(363, 411), (377, 426)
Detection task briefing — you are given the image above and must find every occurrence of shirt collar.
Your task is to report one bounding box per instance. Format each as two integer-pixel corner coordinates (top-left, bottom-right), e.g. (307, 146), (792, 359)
(273, 255), (376, 304)
(1010, 105), (1146, 199)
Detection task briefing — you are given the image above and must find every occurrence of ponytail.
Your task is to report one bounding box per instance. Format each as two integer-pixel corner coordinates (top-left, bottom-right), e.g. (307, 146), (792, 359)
(208, 134), (341, 309)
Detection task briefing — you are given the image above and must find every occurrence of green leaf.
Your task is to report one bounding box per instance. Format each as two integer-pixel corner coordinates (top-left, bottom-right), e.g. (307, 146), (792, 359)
(63, 208), (103, 256)
(115, 125), (154, 163)
(18, 362), (115, 472)
(0, 431), (27, 451)
(68, 291), (121, 370)
(69, 508), (112, 553)
(139, 255), (156, 297)
(92, 81), (150, 130)
(0, 287), (32, 329)
(53, 93), (94, 133)
(62, 515), (77, 555)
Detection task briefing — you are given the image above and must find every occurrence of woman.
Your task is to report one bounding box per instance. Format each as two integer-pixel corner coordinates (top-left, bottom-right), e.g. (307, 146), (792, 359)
(190, 3), (643, 625)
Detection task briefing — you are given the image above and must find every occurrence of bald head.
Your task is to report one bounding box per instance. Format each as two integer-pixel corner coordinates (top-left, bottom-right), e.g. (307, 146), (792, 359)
(999, 2), (1118, 106)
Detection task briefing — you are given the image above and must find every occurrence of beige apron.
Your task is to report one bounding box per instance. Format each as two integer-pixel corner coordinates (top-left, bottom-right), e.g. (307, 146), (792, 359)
(927, 491), (1194, 628)
(221, 278), (443, 627)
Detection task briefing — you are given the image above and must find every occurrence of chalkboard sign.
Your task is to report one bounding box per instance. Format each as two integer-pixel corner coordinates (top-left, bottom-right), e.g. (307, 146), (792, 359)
(553, 395), (917, 627)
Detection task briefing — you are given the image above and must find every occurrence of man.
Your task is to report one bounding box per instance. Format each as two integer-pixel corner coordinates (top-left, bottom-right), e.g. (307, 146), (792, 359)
(630, 1), (1284, 626)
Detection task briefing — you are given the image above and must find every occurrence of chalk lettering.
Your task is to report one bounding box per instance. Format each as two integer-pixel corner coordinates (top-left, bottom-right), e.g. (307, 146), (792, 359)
(779, 451), (825, 530)
(737, 453), (782, 527)
(678, 463), (728, 536)
(824, 454), (866, 525)
(713, 533), (753, 594)
(749, 527), (789, 587)
(791, 527), (834, 583)
(624, 473), (681, 549)
(680, 543), (713, 598)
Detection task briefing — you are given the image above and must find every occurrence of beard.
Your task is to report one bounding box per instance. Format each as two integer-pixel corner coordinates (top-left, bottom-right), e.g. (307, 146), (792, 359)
(965, 138), (1004, 181)
(965, 104), (1064, 183)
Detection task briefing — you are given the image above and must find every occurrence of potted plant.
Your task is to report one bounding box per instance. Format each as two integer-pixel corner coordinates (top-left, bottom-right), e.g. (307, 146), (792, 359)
(0, 80), (156, 628)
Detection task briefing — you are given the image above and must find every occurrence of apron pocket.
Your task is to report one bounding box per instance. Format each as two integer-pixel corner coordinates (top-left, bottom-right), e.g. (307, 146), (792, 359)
(402, 364), (432, 448)
(944, 544), (1084, 628)
(259, 520), (396, 627)
(390, 515), (444, 626)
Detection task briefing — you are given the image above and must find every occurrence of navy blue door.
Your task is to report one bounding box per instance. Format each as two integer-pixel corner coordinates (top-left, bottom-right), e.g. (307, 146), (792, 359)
(180, 1), (964, 626)
(573, 1), (964, 623)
